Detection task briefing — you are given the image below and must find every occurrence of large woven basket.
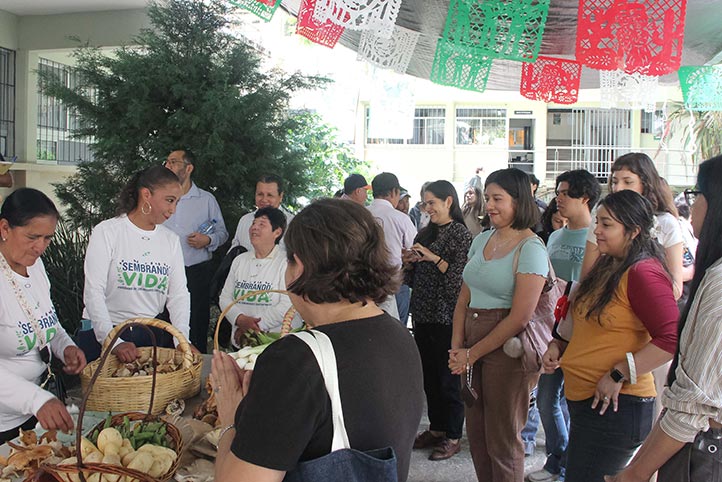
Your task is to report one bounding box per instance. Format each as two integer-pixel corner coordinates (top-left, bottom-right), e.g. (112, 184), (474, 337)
(35, 322), (184, 482)
(80, 318), (201, 414)
(213, 289), (296, 350)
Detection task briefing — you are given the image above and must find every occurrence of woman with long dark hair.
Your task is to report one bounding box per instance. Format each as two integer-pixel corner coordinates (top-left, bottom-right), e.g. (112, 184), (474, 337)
(403, 180), (472, 461)
(81, 165), (195, 362)
(448, 168), (549, 481)
(211, 199), (423, 482)
(544, 190), (679, 482)
(462, 185), (485, 238)
(605, 155), (722, 482)
(581, 153), (683, 299)
(537, 197), (567, 244)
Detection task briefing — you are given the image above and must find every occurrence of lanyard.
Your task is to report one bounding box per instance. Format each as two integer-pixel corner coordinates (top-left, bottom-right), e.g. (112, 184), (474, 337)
(0, 251), (51, 352)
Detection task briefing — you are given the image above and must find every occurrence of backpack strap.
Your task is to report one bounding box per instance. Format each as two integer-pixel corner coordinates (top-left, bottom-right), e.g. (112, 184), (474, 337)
(511, 235), (556, 283)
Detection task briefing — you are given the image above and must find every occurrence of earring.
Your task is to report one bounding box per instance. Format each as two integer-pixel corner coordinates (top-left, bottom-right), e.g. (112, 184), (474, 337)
(141, 201), (152, 215)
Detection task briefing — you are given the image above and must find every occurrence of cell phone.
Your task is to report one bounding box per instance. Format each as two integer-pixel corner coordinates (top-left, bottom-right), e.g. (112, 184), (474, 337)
(412, 249), (423, 257)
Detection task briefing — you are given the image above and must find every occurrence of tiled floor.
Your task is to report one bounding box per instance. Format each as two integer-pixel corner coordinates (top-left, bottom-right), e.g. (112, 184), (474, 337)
(408, 411), (549, 482)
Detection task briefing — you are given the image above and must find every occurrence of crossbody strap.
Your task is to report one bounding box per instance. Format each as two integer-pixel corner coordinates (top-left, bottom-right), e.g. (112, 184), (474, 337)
(292, 330), (351, 451)
(0, 253), (49, 351)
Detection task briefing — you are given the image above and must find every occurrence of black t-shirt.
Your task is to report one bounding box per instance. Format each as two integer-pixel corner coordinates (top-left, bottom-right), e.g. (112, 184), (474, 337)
(231, 313), (424, 481)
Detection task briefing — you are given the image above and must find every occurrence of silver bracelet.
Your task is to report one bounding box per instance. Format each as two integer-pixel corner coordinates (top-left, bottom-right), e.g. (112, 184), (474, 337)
(626, 352), (637, 385)
(218, 424), (235, 443)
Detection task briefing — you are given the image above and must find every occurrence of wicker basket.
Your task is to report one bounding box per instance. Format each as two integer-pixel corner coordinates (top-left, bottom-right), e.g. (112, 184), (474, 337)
(36, 322), (185, 482)
(213, 289), (296, 350)
(79, 318), (201, 414)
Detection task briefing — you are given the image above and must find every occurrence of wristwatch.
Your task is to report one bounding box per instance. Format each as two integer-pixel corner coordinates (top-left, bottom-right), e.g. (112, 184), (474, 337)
(609, 368), (626, 383)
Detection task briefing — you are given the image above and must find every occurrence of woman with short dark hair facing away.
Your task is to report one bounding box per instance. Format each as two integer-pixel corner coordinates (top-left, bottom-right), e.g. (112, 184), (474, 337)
(211, 198), (424, 482)
(606, 155), (722, 482)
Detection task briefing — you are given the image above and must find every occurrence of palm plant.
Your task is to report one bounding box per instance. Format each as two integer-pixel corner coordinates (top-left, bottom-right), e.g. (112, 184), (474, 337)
(665, 102), (722, 163)
(42, 218), (90, 334)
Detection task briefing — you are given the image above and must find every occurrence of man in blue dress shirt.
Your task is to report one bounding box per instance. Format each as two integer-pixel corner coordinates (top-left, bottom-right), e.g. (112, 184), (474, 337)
(164, 149), (228, 352)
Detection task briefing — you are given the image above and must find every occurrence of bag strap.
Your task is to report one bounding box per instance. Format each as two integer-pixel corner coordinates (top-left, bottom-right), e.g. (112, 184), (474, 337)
(0, 253), (50, 352)
(552, 281), (575, 342)
(292, 330), (351, 452)
(511, 235), (556, 282)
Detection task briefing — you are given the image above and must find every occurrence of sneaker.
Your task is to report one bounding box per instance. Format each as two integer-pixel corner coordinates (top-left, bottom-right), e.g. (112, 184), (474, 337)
(526, 468), (561, 482)
(429, 438), (461, 461)
(413, 430), (444, 449)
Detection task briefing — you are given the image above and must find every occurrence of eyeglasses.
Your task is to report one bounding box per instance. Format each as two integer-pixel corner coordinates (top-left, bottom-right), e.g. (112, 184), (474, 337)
(163, 159), (189, 168)
(684, 189), (703, 207)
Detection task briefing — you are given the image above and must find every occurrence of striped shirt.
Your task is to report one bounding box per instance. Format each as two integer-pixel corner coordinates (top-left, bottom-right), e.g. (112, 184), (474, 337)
(660, 258), (722, 442)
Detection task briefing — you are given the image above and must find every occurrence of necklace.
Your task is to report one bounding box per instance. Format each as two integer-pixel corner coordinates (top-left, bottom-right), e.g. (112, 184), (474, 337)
(490, 230), (518, 256)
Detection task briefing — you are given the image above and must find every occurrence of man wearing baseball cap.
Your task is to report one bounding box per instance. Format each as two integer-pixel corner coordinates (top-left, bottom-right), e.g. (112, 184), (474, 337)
(341, 173), (371, 206)
(368, 172), (417, 322)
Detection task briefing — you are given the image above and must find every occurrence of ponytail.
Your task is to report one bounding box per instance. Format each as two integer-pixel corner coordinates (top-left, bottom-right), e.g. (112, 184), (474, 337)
(116, 165), (179, 215)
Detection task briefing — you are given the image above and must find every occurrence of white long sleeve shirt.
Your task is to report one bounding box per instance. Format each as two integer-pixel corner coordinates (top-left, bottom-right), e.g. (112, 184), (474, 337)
(0, 257), (76, 430)
(82, 215), (190, 346)
(219, 246), (299, 347)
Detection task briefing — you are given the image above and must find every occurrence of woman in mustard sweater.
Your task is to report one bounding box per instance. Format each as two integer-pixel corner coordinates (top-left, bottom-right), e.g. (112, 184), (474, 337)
(543, 190), (679, 482)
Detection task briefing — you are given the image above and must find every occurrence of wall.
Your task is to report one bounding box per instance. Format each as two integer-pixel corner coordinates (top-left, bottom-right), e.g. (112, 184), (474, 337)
(17, 9), (149, 51)
(0, 8), (149, 203)
(0, 10), (18, 49)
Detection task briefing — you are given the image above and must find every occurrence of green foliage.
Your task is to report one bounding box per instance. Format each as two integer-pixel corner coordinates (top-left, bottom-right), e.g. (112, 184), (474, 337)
(42, 219), (89, 334)
(39, 0), (361, 229)
(666, 102), (722, 163)
(285, 110), (369, 201)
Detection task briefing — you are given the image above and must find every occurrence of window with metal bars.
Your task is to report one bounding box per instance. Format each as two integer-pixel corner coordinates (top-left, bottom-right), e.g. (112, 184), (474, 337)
(640, 109), (664, 138)
(37, 58), (95, 164)
(545, 108), (633, 181)
(365, 107), (445, 145)
(0, 47), (15, 158)
(455, 107), (507, 146)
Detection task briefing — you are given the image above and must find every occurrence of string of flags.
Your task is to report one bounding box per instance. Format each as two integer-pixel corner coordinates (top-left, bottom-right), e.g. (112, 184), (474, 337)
(229, 0), (722, 111)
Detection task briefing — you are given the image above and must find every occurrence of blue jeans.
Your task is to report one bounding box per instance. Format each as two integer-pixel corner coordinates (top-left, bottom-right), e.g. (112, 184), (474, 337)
(537, 368), (569, 476)
(396, 284), (411, 327)
(521, 387), (539, 455)
(565, 394), (654, 482)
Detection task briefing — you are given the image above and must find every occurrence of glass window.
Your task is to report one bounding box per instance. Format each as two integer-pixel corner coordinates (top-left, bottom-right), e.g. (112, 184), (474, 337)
(456, 108), (507, 146)
(366, 107), (445, 145)
(411, 108), (445, 145)
(640, 109), (664, 138)
(37, 58), (95, 164)
(0, 47), (15, 158)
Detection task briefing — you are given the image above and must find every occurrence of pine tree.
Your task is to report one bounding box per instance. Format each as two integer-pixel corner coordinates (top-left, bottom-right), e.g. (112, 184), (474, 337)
(40, 0), (357, 230)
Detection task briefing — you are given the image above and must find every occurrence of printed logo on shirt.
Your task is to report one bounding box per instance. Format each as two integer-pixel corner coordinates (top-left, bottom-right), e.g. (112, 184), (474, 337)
(550, 244), (586, 264)
(233, 280), (273, 305)
(15, 308), (59, 353)
(116, 259), (171, 294)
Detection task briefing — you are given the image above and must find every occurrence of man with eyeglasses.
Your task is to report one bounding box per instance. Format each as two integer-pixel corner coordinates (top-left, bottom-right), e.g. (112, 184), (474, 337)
(164, 149), (228, 353)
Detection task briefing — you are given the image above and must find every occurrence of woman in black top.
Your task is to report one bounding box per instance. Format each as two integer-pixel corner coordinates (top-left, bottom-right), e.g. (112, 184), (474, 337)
(403, 180), (472, 460)
(211, 198), (424, 482)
